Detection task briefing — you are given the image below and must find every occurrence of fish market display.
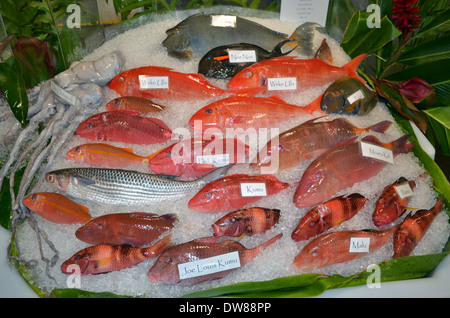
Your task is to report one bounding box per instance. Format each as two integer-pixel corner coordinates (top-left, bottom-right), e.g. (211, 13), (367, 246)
(212, 207), (281, 237)
(106, 96), (167, 114)
(147, 233), (282, 285)
(188, 174), (290, 213)
(393, 197), (444, 258)
(148, 137), (250, 178)
(227, 54), (367, 96)
(23, 192), (90, 224)
(3, 10), (449, 299)
(75, 110), (172, 145)
(291, 193), (367, 242)
(198, 40), (295, 79)
(252, 118), (392, 171)
(76, 212), (177, 246)
(45, 165), (232, 205)
(61, 235), (172, 275)
(372, 177), (417, 229)
(108, 66), (227, 101)
(294, 135), (414, 208)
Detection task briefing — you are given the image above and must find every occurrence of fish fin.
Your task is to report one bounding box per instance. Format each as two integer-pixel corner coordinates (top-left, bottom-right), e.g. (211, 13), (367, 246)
(315, 39), (333, 64)
(146, 147), (166, 161)
(267, 95), (286, 102)
(74, 176), (96, 186)
(367, 120), (392, 133)
(193, 236), (221, 244)
(342, 54), (367, 84)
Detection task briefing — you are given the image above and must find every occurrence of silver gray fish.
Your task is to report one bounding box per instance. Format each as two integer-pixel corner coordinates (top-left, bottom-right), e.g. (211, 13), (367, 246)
(45, 165), (232, 205)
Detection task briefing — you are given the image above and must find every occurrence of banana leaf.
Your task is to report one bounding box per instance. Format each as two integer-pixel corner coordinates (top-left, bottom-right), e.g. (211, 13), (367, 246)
(396, 35), (450, 67)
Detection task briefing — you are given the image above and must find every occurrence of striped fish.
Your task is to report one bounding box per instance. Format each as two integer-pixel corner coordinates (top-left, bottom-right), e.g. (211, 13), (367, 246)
(45, 165), (232, 205)
(291, 193), (367, 242)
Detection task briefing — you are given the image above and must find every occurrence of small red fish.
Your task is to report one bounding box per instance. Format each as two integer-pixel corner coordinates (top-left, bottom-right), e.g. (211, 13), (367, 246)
(293, 226), (399, 271)
(188, 174), (290, 213)
(227, 54), (367, 96)
(61, 234), (172, 275)
(148, 137), (250, 178)
(147, 233), (282, 285)
(294, 134), (414, 208)
(188, 95), (322, 131)
(74, 110), (172, 145)
(108, 66), (227, 101)
(66, 143), (154, 168)
(106, 96), (167, 114)
(291, 193), (367, 242)
(75, 212), (177, 246)
(23, 192), (90, 224)
(393, 197), (444, 258)
(373, 177), (416, 229)
(212, 207), (281, 237)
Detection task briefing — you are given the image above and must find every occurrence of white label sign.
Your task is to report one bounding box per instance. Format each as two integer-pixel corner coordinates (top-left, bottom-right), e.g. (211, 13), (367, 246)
(267, 77), (297, 91)
(349, 237), (371, 253)
(196, 154), (230, 167)
(360, 141), (394, 164)
(240, 183), (267, 197)
(394, 183), (414, 199)
(211, 15), (237, 28)
(51, 80), (78, 106)
(280, 0), (330, 26)
(347, 90), (366, 105)
(139, 75), (169, 89)
(228, 50), (257, 63)
(178, 251), (241, 280)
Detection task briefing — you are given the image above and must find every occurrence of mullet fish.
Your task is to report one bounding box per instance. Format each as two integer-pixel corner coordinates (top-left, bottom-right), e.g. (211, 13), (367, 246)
(291, 193), (367, 242)
(393, 197), (444, 258)
(252, 118), (392, 171)
(294, 135), (414, 208)
(212, 207), (281, 237)
(45, 164), (232, 206)
(61, 235), (172, 275)
(147, 233), (282, 285)
(76, 212), (177, 246)
(293, 226), (399, 271)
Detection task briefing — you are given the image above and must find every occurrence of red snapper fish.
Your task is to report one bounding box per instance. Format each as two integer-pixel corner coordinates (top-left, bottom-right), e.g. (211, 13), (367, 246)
(252, 118), (392, 171)
(393, 197), (444, 258)
(147, 233), (282, 285)
(372, 177), (416, 229)
(291, 193), (367, 242)
(108, 66), (227, 101)
(212, 207), (281, 237)
(188, 95), (322, 131)
(106, 96), (167, 114)
(61, 235), (172, 275)
(23, 192), (90, 224)
(188, 174), (290, 213)
(74, 110), (172, 145)
(75, 212), (177, 246)
(227, 54), (367, 96)
(148, 137), (250, 178)
(293, 226), (399, 271)
(294, 134), (414, 208)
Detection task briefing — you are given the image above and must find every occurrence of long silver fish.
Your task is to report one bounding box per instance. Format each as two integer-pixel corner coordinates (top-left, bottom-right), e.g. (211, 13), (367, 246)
(45, 165), (232, 205)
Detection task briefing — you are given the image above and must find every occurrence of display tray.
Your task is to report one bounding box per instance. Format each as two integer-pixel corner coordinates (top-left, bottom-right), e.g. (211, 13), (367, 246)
(1, 8), (449, 298)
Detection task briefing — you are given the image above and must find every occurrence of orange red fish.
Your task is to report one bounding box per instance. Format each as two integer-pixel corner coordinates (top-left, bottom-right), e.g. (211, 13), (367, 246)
(106, 96), (167, 114)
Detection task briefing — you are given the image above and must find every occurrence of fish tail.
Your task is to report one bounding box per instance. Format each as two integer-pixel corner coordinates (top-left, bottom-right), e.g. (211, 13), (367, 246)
(302, 94), (323, 114)
(343, 54), (367, 83)
(432, 196), (445, 214)
(391, 134), (414, 155)
(199, 164), (233, 184)
(270, 39), (297, 58)
(241, 233), (283, 266)
(366, 120), (392, 133)
(145, 234), (172, 257)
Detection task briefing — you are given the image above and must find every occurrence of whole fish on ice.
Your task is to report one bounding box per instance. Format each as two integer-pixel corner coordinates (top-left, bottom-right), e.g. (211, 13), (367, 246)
(147, 233), (282, 285)
(76, 212), (177, 246)
(45, 164), (232, 206)
(106, 96), (167, 114)
(74, 110), (172, 145)
(293, 135), (414, 208)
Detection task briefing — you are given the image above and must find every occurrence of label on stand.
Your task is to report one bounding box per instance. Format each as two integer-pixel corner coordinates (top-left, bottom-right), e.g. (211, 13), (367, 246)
(349, 237), (371, 253)
(178, 251), (241, 280)
(267, 77), (297, 91)
(394, 183), (414, 199)
(211, 15), (237, 28)
(228, 50), (257, 63)
(360, 141), (394, 164)
(196, 154), (230, 167)
(139, 76), (169, 89)
(240, 183), (267, 197)
(280, 0), (330, 26)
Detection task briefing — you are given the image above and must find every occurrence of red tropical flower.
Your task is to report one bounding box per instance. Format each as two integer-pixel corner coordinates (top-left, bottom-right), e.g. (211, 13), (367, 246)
(391, 0), (421, 38)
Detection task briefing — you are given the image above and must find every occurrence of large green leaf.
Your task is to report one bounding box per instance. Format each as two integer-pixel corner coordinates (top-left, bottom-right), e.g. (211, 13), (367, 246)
(412, 7), (450, 40)
(341, 11), (401, 58)
(397, 35), (450, 66)
(423, 107), (450, 156)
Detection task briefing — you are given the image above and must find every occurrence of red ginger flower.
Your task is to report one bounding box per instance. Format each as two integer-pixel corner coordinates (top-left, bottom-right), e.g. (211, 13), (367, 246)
(391, 0), (421, 38)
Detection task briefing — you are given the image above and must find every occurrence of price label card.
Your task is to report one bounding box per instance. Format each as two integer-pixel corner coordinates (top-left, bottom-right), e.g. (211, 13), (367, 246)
(346, 90), (366, 105)
(228, 50), (257, 63)
(394, 183), (414, 199)
(360, 141), (394, 164)
(139, 75), (169, 89)
(211, 15), (237, 28)
(267, 77), (297, 91)
(349, 237), (370, 253)
(51, 80), (78, 106)
(178, 251), (241, 280)
(196, 154), (230, 167)
(280, 0), (329, 26)
(240, 183), (267, 197)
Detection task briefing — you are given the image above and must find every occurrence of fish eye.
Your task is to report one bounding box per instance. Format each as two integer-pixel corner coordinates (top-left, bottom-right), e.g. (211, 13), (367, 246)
(244, 71), (252, 78)
(87, 123), (93, 129)
(312, 251), (318, 257)
(165, 257), (172, 264)
(30, 195), (37, 201)
(119, 77), (124, 82)
(175, 28), (181, 34)
(205, 192), (211, 197)
(309, 221), (315, 227)
(97, 224), (102, 229)
(278, 144), (285, 152)
(205, 108), (212, 114)
(46, 174), (54, 183)
(113, 99), (119, 105)
(75, 254), (81, 260)
(75, 146), (80, 152)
